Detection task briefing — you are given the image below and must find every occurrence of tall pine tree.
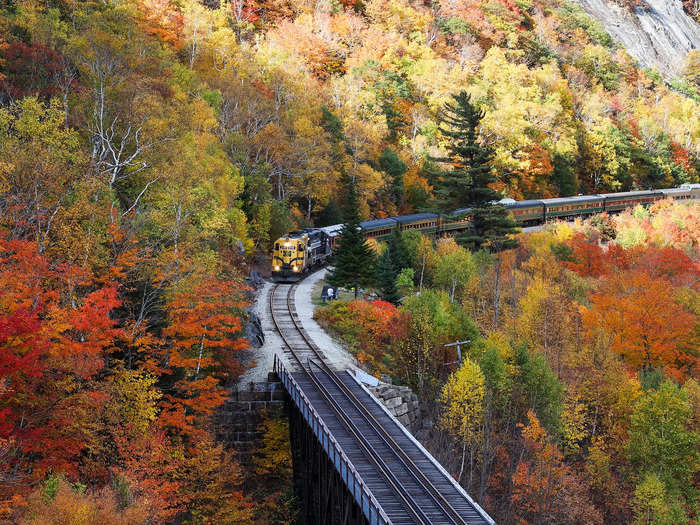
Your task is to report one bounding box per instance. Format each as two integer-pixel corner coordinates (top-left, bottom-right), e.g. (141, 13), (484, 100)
(379, 148), (407, 210)
(327, 174), (376, 298)
(376, 249), (400, 304)
(375, 227), (409, 304)
(430, 91), (519, 251)
(387, 227), (411, 273)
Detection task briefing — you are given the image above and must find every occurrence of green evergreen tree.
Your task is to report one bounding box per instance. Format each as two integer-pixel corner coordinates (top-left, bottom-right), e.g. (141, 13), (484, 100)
(379, 147), (407, 209)
(317, 200), (342, 227)
(515, 344), (563, 437)
(320, 106), (345, 143)
(376, 249), (400, 304)
(327, 174), (375, 298)
(430, 91), (519, 251)
(374, 227), (410, 303)
(552, 153), (579, 196)
(387, 227), (411, 273)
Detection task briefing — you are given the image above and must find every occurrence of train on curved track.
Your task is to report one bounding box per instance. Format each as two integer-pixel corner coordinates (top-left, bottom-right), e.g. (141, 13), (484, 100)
(271, 184), (700, 281)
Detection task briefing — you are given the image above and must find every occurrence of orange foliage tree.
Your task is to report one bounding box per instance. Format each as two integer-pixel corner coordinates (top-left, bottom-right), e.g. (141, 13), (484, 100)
(583, 270), (697, 379)
(159, 276), (250, 439)
(511, 411), (601, 525)
(511, 413), (567, 523)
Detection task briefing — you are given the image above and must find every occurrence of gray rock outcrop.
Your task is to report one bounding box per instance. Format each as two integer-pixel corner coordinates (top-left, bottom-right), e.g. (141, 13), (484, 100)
(572, 0), (700, 76)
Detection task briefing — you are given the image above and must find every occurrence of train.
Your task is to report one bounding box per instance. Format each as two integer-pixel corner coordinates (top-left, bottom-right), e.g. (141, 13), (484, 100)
(271, 228), (332, 281)
(271, 184), (700, 280)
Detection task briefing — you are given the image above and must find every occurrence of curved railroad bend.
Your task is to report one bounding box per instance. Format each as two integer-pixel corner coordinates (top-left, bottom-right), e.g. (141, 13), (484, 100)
(269, 280), (493, 525)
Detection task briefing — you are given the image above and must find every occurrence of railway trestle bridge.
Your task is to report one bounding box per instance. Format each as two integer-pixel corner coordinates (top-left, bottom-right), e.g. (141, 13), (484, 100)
(269, 281), (494, 525)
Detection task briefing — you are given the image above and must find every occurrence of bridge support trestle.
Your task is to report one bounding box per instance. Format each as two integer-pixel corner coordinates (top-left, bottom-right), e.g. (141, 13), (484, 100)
(287, 396), (368, 525)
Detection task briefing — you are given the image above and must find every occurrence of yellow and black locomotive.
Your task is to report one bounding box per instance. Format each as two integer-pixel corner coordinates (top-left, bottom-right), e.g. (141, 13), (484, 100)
(271, 229), (331, 281)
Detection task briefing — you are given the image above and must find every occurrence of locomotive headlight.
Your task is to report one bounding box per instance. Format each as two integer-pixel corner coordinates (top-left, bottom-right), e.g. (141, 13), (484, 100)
(273, 265), (280, 271)
(292, 266), (300, 272)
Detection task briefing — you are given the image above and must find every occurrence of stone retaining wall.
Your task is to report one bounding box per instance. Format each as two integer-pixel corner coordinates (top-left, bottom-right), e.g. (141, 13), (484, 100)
(366, 381), (422, 433)
(216, 373), (285, 464)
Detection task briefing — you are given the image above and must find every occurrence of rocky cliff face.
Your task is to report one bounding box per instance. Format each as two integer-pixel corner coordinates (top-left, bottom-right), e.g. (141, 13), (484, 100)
(572, 0), (700, 76)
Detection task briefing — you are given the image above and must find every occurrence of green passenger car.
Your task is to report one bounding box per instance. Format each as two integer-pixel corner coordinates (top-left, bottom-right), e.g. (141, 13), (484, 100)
(601, 190), (663, 212)
(542, 195), (605, 220)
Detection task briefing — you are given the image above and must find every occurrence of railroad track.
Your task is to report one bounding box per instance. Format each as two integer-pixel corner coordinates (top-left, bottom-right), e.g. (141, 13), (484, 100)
(269, 281), (490, 524)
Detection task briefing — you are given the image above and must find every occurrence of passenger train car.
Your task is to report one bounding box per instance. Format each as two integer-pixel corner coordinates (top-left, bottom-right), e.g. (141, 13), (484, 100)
(270, 184), (700, 280)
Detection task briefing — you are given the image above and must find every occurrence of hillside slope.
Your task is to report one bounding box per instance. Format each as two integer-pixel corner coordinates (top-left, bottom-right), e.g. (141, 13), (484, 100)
(573, 0), (700, 75)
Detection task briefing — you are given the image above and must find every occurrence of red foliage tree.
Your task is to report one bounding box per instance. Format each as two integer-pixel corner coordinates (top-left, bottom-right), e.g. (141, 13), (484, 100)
(0, 236), (123, 501)
(564, 233), (606, 277)
(0, 41), (67, 100)
(348, 300), (402, 370)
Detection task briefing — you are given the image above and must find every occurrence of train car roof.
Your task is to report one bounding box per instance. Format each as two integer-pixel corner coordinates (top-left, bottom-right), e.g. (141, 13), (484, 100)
(600, 190), (662, 198)
(448, 207), (472, 216)
(319, 224), (344, 235)
(281, 230), (308, 239)
(659, 188), (689, 194)
(680, 183), (700, 189)
(506, 200), (544, 208)
(542, 194), (604, 205)
(393, 213), (439, 224)
(360, 217), (399, 230)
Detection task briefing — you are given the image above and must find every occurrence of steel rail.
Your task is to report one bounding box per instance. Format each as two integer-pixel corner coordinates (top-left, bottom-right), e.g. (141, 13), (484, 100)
(270, 283), (428, 524)
(305, 357), (433, 525)
(270, 281), (468, 524)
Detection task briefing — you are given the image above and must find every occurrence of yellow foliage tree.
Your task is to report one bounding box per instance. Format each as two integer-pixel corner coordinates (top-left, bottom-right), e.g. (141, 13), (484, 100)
(439, 358), (485, 487)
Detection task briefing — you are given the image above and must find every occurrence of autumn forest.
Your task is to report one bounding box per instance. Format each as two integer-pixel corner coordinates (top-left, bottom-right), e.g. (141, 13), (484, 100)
(0, 0), (699, 523)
